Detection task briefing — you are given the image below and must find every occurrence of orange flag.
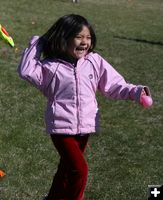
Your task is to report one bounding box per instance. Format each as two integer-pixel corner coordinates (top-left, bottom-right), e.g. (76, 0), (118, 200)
(0, 170), (6, 177)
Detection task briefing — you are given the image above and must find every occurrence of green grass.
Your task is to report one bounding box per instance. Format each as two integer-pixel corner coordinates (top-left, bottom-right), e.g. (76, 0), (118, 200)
(0, 0), (163, 199)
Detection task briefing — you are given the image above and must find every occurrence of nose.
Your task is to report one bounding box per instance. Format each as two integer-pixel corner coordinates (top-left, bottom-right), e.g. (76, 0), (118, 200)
(81, 37), (88, 45)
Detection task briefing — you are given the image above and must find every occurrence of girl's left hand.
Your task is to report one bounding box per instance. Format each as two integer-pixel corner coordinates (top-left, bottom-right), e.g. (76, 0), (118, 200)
(140, 89), (153, 108)
(140, 89), (146, 97)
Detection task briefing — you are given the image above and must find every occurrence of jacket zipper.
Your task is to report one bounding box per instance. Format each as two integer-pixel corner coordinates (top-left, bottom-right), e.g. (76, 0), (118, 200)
(74, 66), (80, 133)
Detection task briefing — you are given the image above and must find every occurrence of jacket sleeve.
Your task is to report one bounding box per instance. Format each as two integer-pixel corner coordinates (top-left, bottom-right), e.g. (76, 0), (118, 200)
(97, 55), (150, 103)
(17, 36), (54, 93)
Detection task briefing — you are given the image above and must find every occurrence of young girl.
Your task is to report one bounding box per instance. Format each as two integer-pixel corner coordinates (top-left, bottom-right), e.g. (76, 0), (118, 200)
(18, 14), (151, 200)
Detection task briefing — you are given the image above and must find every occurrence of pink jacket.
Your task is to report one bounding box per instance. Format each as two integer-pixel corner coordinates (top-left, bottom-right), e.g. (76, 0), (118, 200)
(18, 36), (149, 135)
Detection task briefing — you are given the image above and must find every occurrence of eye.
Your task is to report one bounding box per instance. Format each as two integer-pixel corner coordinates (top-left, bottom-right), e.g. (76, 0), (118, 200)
(87, 36), (91, 40)
(75, 35), (82, 39)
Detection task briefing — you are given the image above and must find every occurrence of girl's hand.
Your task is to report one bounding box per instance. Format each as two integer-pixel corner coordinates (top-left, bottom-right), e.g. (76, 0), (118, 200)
(140, 89), (146, 97)
(140, 89), (153, 108)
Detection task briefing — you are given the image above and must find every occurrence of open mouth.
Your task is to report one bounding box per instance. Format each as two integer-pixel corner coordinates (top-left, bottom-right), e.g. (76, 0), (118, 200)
(76, 47), (87, 53)
(76, 47), (86, 50)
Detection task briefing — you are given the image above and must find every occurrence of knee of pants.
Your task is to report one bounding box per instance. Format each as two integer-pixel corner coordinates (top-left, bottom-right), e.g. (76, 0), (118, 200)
(72, 161), (88, 180)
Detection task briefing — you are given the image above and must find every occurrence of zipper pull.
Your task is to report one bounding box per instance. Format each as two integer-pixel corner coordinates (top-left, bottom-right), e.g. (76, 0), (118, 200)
(74, 66), (77, 75)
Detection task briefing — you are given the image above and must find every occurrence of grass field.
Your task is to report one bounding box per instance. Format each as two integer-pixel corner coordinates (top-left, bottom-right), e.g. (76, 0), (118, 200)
(0, 0), (163, 199)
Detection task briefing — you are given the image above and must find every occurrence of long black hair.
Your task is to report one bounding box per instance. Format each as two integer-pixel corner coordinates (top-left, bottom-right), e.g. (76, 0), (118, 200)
(40, 14), (96, 59)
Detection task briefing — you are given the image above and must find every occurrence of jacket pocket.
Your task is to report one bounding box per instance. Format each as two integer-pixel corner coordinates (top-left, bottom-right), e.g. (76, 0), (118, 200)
(53, 100), (76, 129)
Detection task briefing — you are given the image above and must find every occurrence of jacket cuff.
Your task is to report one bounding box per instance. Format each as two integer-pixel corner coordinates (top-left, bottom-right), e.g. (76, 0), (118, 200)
(28, 35), (42, 59)
(29, 35), (40, 45)
(130, 85), (151, 103)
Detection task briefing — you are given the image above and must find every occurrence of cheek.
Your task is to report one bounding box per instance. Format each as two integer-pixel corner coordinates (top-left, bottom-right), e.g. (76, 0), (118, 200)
(73, 40), (80, 47)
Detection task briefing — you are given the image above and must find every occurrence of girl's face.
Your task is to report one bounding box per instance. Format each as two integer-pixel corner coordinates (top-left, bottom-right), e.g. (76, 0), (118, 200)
(67, 26), (92, 61)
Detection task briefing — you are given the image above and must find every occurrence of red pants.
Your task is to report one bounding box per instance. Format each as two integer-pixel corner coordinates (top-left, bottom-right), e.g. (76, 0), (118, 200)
(47, 134), (89, 200)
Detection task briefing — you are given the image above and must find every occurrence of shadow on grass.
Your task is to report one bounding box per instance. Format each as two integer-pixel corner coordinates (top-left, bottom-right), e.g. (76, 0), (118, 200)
(114, 35), (163, 46)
